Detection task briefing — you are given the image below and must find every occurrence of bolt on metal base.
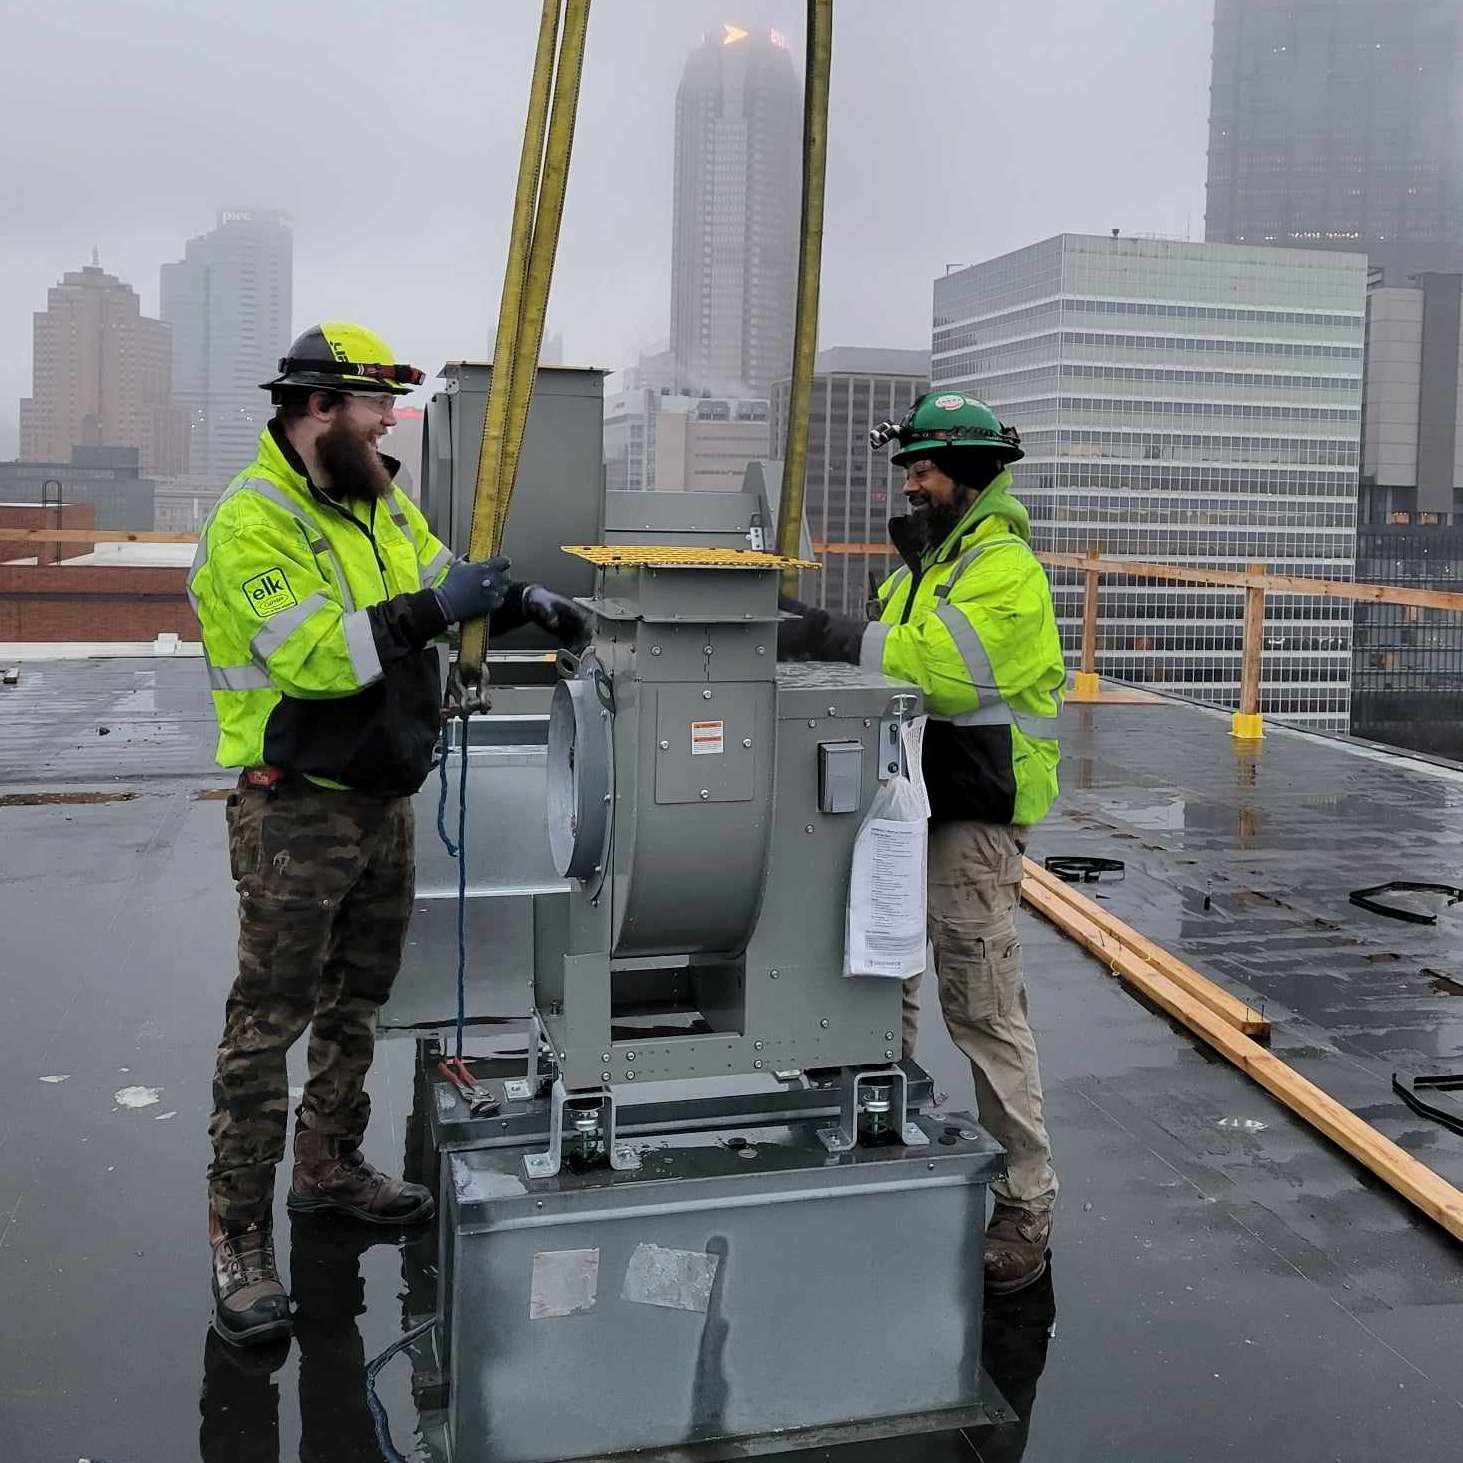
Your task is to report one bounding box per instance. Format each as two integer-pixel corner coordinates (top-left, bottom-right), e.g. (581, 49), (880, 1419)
(524, 1079), (642, 1179)
(817, 1065), (929, 1154)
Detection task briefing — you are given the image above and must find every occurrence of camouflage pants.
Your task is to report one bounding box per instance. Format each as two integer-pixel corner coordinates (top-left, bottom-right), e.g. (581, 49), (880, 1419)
(902, 820), (1058, 1214)
(207, 777), (415, 1228)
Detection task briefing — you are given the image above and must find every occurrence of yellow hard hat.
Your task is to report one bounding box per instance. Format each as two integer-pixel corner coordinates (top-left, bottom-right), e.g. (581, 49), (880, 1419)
(261, 321), (424, 397)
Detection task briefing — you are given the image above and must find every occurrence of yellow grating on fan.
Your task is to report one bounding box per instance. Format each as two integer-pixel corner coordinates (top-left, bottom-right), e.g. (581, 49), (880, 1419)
(562, 545), (819, 570)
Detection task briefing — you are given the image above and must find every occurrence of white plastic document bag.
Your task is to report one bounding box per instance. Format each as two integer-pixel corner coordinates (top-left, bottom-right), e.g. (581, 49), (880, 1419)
(845, 717), (931, 978)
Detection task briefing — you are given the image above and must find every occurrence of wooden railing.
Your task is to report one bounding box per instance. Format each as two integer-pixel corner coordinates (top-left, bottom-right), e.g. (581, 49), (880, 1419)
(1042, 551), (1463, 739)
(816, 540), (1463, 740)
(10, 531), (1459, 742)
(0, 528), (200, 545)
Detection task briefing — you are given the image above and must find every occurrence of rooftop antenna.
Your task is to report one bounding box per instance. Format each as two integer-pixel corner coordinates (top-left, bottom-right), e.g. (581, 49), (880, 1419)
(90, 245), (100, 267)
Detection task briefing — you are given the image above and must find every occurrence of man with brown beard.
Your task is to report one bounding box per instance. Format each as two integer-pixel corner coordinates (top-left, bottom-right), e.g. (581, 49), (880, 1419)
(189, 322), (588, 1347)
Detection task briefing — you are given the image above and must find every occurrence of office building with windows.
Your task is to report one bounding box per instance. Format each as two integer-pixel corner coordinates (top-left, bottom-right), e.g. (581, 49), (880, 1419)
(161, 209), (292, 483)
(19, 255), (186, 478)
(770, 347), (929, 615)
(1206, 0), (1463, 285)
(603, 388), (769, 494)
(1349, 272), (1463, 755)
(932, 233), (1367, 730)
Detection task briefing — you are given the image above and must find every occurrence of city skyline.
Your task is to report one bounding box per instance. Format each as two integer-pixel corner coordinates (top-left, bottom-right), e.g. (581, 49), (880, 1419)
(0, 0), (1210, 462)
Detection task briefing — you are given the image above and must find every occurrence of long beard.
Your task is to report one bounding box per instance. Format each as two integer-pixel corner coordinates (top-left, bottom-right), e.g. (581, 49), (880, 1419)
(907, 496), (968, 555)
(316, 420), (393, 501)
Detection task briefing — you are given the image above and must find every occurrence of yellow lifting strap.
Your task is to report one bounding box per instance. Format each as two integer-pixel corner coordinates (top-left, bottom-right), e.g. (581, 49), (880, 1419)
(453, 0), (592, 712)
(776, 0), (834, 596)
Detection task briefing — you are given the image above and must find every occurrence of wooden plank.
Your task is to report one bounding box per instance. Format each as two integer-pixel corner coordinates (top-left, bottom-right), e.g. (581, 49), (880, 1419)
(812, 542), (899, 557)
(1038, 551), (1463, 614)
(1080, 554), (1099, 676)
(1022, 860), (1269, 1035)
(1238, 567), (1266, 716)
(0, 528), (200, 545)
(1022, 872), (1463, 1244)
(1064, 685), (1163, 705)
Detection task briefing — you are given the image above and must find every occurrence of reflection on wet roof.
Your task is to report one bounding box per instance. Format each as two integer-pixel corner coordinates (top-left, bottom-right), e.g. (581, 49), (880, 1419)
(3, 659), (1462, 1460)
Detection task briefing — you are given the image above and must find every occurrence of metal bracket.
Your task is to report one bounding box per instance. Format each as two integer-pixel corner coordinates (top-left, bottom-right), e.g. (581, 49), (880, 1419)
(503, 1016), (545, 1104)
(817, 1065), (929, 1153)
(524, 1079), (642, 1179)
(877, 693), (919, 781)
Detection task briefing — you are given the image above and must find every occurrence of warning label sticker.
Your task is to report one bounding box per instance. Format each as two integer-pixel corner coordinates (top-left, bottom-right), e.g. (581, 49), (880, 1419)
(691, 720), (724, 756)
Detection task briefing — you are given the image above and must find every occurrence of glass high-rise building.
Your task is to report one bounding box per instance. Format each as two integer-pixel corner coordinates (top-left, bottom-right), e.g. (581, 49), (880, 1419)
(770, 348), (929, 616)
(1205, 0), (1463, 285)
(1348, 272), (1463, 756)
(161, 209), (293, 484)
(668, 26), (800, 399)
(932, 233), (1367, 731)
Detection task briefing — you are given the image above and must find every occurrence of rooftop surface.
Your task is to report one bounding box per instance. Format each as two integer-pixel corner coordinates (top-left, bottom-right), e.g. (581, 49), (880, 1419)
(3, 659), (1463, 1460)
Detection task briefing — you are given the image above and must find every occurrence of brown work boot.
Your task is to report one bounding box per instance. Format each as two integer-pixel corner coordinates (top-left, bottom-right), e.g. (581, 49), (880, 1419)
(984, 1202), (1052, 1295)
(287, 1127), (435, 1225)
(209, 1209), (292, 1347)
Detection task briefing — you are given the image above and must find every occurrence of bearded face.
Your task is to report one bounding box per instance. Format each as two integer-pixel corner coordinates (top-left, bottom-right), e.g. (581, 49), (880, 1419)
(907, 493), (971, 554)
(314, 406), (394, 501)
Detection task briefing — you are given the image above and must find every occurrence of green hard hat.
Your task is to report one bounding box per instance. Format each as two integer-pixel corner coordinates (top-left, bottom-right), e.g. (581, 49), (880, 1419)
(870, 391), (1023, 466)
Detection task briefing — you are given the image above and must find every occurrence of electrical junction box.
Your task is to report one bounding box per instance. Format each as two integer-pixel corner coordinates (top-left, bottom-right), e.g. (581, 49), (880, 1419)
(817, 739), (864, 813)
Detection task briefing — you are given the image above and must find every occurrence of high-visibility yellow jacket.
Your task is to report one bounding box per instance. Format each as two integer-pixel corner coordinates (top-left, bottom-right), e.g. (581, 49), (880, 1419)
(862, 471), (1064, 825)
(188, 422), (455, 795)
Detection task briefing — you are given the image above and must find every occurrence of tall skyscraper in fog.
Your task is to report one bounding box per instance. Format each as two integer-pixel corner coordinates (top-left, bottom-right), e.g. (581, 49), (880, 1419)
(161, 209), (293, 481)
(1205, 0), (1463, 283)
(669, 25), (801, 401)
(19, 253), (186, 476)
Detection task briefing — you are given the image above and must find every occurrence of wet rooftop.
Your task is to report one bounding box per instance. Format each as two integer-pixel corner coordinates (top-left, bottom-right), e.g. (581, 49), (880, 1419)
(3, 658), (1463, 1461)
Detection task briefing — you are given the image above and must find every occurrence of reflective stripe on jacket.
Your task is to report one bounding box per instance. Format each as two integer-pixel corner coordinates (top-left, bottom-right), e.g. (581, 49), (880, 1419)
(189, 422), (454, 795)
(861, 471), (1064, 825)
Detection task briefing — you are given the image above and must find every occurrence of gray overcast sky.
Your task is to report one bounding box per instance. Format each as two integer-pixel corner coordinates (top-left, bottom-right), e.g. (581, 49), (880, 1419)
(0, 0), (1211, 461)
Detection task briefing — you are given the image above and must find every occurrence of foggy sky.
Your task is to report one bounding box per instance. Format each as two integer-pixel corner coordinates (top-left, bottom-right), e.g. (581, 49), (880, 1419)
(0, 0), (1210, 462)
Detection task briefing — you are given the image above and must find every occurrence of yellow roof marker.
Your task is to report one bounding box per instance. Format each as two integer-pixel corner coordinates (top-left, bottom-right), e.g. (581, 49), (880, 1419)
(561, 545), (819, 571)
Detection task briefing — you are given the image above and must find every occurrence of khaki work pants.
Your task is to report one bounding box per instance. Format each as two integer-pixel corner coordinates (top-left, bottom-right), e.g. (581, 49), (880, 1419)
(903, 820), (1057, 1214)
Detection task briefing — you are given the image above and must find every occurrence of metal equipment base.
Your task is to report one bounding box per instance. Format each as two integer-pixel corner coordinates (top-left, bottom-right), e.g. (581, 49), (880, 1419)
(432, 1056), (1006, 1463)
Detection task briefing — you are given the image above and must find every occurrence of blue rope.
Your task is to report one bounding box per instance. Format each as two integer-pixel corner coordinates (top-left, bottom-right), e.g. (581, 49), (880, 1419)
(435, 725), (459, 856)
(434, 718), (471, 1060)
(365, 1316), (436, 1463)
(454, 717), (469, 1060)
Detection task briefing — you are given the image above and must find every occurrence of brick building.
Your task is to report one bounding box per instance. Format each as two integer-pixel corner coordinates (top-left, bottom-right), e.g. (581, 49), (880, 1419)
(0, 504), (196, 642)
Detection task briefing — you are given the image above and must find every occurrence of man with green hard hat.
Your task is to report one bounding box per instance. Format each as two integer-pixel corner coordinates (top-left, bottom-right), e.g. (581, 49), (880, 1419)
(777, 389), (1065, 1292)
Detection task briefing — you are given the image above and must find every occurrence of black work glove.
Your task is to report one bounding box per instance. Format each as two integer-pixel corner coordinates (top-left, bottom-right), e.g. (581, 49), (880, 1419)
(776, 596), (864, 664)
(519, 584), (592, 649)
(433, 555), (512, 624)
